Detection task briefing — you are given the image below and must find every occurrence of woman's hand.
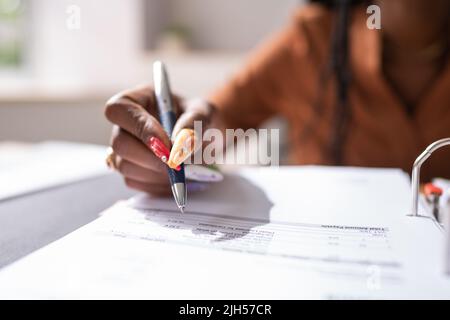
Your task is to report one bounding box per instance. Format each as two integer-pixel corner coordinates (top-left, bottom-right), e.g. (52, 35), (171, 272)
(104, 84), (213, 196)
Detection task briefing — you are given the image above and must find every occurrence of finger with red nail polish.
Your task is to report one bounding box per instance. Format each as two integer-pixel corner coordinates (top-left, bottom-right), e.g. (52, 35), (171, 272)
(148, 137), (181, 170)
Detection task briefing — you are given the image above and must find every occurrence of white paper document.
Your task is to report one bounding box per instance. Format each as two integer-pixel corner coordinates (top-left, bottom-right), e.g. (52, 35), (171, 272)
(105, 206), (397, 268)
(0, 166), (449, 299)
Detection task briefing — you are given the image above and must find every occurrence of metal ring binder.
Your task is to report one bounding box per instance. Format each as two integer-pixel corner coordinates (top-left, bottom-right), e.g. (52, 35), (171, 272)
(410, 138), (450, 217)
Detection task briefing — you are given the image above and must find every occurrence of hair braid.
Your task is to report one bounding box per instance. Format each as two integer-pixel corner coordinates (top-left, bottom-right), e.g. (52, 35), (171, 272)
(329, 0), (351, 165)
(306, 0), (359, 165)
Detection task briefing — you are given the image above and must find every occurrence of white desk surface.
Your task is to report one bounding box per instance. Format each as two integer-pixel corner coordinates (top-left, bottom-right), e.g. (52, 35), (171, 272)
(0, 142), (136, 269)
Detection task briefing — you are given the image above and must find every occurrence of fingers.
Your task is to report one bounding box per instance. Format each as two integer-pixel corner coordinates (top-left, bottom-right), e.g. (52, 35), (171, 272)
(105, 85), (191, 197)
(115, 84), (156, 113)
(109, 84), (183, 121)
(105, 96), (172, 149)
(167, 128), (197, 169)
(115, 156), (169, 186)
(110, 127), (171, 197)
(110, 127), (168, 172)
(172, 99), (213, 139)
(124, 178), (172, 197)
(167, 99), (214, 168)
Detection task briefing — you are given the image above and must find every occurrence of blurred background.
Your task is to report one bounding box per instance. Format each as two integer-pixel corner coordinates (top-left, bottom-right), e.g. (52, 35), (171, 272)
(0, 0), (302, 145)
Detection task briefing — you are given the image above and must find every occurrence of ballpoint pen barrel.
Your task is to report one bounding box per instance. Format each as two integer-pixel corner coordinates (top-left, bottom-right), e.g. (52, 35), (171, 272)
(159, 110), (177, 138)
(167, 164), (185, 183)
(159, 109), (187, 180)
(153, 61), (186, 212)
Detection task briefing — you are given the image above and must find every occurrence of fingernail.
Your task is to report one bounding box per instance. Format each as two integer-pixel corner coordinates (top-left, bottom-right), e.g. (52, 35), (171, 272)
(167, 129), (197, 169)
(148, 137), (170, 163)
(148, 137), (181, 170)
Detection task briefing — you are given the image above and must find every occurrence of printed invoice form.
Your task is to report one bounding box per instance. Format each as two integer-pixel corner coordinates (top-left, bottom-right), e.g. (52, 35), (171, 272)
(0, 167), (449, 299)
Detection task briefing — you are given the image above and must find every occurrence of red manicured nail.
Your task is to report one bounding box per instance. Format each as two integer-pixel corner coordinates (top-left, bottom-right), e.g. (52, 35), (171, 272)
(149, 137), (170, 162)
(148, 137), (181, 171)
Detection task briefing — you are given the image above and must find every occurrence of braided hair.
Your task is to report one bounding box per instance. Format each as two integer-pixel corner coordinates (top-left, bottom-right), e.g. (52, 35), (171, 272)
(308, 0), (365, 164)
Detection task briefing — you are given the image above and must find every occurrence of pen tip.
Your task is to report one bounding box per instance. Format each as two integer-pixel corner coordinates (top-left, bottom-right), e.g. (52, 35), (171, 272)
(171, 183), (187, 213)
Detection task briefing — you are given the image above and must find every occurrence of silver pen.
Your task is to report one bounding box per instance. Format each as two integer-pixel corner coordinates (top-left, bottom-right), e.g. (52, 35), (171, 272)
(153, 61), (187, 212)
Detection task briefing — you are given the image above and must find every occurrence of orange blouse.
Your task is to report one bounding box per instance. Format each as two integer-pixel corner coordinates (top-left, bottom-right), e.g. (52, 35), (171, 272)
(208, 4), (450, 180)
